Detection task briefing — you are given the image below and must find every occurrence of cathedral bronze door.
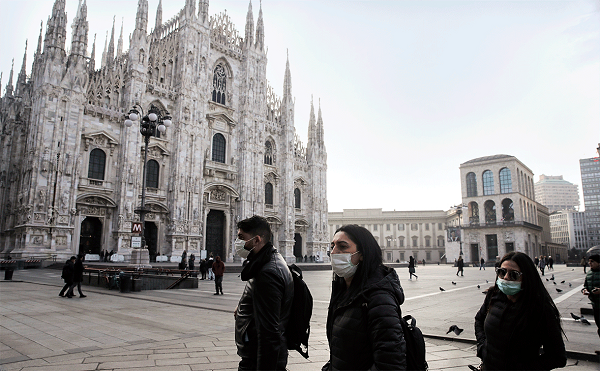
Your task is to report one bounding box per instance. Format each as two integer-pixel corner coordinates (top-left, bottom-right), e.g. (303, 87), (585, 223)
(80, 217), (102, 255)
(144, 222), (158, 261)
(294, 233), (303, 262)
(206, 210), (225, 258)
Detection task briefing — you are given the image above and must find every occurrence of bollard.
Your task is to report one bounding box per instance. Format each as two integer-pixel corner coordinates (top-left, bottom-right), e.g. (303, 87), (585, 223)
(4, 269), (14, 280)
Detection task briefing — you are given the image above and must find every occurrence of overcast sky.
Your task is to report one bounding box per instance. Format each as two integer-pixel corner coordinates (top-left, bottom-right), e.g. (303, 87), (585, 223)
(1, 0), (599, 212)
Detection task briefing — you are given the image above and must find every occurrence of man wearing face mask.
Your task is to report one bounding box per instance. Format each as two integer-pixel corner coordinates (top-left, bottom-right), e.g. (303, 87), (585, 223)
(234, 215), (294, 371)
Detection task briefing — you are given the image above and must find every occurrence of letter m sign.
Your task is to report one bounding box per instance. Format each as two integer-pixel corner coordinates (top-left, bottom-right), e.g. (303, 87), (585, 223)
(132, 222), (143, 234)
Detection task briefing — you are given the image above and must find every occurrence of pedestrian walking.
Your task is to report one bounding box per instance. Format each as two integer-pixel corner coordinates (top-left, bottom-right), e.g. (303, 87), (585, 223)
(69, 255), (87, 298)
(456, 256), (464, 276)
(212, 256), (225, 295)
(548, 256), (554, 270)
(480, 257), (486, 270)
(582, 254), (600, 353)
(539, 255), (546, 276)
(59, 256), (76, 298)
(475, 252), (566, 370)
(322, 224), (406, 370)
(207, 253), (214, 280)
(582, 257), (588, 274)
(188, 253), (195, 271)
(234, 215), (294, 371)
(199, 259), (207, 280)
(408, 255), (418, 280)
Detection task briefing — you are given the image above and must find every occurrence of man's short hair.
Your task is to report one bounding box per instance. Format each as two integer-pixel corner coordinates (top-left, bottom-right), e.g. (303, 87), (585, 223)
(237, 215), (272, 243)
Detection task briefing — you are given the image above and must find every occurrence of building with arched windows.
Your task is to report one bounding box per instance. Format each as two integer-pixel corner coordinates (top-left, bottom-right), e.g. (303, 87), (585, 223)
(0, 0), (328, 263)
(455, 155), (547, 263)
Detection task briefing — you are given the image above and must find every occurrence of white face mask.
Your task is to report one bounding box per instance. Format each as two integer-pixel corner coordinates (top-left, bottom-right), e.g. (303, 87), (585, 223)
(235, 236), (257, 259)
(331, 251), (360, 278)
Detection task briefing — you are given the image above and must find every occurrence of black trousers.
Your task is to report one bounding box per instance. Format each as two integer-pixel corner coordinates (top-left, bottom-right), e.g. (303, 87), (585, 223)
(59, 280), (73, 296)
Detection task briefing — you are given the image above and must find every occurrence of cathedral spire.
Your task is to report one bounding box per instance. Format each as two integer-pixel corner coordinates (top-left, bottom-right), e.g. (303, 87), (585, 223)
(101, 31), (108, 68)
(307, 95), (316, 146)
(69, 0), (88, 58)
(255, 1), (264, 51)
(43, 0), (68, 55)
(117, 18), (124, 57)
(199, 0), (209, 23)
(135, 0), (149, 34)
(155, 0), (162, 30)
(283, 50), (292, 99)
(89, 33), (96, 71)
(107, 16), (115, 66)
(317, 99), (325, 147)
(245, 1), (254, 48)
(5, 59), (14, 96)
(15, 41), (28, 96)
(35, 21), (43, 57)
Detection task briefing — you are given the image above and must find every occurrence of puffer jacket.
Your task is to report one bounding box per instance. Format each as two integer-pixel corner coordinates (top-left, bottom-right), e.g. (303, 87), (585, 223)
(235, 243), (294, 370)
(325, 265), (406, 371)
(474, 290), (566, 370)
(584, 268), (600, 307)
(73, 259), (84, 282)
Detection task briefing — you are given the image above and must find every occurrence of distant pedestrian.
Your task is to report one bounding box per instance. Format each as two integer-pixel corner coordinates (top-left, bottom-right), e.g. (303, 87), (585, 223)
(548, 256), (554, 271)
(59, 256), (76, 298)
(188, 254), (195, 271)
(534, 256), (539, 267)
(199, 259), (207, 280)
(582, 257), (588, 274)
(408, 255), (418, 280)
(212, 256), (225, 295)
(207, 253), (214, 280)
(422, 259), (426, 266)
(457, 256), (464, 276)
(304, 254), (308, 263)
(69, 255), (87, 298)
(480, 258), (486, 270)
(539, 256), (546, 276)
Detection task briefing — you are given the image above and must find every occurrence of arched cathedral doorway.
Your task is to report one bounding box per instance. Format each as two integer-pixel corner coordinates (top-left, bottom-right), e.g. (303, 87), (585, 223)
(294, 233), (303, 262)
(80, 217), (102, 255)
(206, 210), (225, 259)
(144, 222), (158, 261)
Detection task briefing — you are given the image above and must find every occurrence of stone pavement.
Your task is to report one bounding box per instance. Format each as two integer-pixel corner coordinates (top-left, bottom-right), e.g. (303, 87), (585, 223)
(1, 264), (598, 370)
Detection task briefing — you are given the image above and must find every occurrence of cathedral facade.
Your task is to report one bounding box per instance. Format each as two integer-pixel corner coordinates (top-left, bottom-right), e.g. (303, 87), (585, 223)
(0, 0), (329, 263)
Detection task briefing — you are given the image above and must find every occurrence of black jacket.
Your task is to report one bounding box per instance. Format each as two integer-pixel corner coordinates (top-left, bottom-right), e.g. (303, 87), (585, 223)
(474, 290), (566, 370)
(61, 260), (74, 282)
(325, 265), (406, 371)
(235, 243), (294, 370)
(73, 259), (84, 282)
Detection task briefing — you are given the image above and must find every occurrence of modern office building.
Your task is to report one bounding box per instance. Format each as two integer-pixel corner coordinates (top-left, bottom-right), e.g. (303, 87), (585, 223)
(580, 145), (600, 248)
(0, 0), (329, 262)
(550, 210), (589, 251)
(458, 155), (543, 263)
(328, 209), (448, 263)
(534, 175), (579, 213)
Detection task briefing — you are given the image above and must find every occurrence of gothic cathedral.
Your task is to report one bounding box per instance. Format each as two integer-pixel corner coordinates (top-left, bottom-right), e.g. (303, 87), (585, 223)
(0, 0), (329, 263)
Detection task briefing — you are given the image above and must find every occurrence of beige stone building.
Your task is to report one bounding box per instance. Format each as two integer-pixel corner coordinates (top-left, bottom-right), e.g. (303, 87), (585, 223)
(0, 0), (328, 262)
(328, 209), (447, 263)
(534, 175), (580, 213)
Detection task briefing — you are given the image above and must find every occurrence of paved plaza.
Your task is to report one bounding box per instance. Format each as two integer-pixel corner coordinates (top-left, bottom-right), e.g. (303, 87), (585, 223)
(1, 264), (598, 370)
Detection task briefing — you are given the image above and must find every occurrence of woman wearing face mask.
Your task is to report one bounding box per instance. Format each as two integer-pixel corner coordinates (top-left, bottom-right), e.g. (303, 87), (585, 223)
(322, 225), (406, 371)
(474, 251), (566, 370)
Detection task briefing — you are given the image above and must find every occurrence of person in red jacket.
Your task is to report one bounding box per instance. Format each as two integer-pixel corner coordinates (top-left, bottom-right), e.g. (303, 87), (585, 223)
(212, 256), (225, 295)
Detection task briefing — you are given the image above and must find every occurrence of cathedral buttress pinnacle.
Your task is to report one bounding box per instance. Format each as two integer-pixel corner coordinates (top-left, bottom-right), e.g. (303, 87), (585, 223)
(43, 0), (67, 55)
(69, 0), (88, 58)
(89, 34), (96, 71)
(245, 1), (254, 48)
(199, 0), (209, 23)
(117, 18), (124, 57)
(317, 99), (326, 150)
(5, 59), (14, 96)
(15, 41), (28, 97)
(155, 0), (163, 30)
(255, 1), (264, 51)
(107, 17), (115, 67)
(135, 0), (149, 34)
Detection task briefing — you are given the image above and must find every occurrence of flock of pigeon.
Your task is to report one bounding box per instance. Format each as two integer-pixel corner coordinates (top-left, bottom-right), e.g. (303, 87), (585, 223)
(440, 273), (592, 339)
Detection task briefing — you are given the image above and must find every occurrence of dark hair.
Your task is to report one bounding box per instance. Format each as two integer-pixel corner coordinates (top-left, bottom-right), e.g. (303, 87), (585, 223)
(334, 224), (383, 291)
(589, 254), (600, 263)
(490, 252), (562, 333)
(70, 256), (77, 261)
(237, 215), (272, 243)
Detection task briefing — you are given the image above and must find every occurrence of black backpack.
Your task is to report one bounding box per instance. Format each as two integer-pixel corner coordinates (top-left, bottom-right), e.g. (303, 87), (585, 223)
(285, 264), (313, 358)
(400, 314), (428, 371)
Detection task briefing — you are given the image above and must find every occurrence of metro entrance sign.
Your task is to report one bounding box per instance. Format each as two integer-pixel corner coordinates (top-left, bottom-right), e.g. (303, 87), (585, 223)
(131, 237), (142, 248)
(132, 222), (142, 234)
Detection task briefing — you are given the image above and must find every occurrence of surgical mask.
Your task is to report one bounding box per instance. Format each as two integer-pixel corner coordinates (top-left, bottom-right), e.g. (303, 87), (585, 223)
(235, 236), (256, 259)
(331, 252), (360, 278)
(496, 277), (522, 296)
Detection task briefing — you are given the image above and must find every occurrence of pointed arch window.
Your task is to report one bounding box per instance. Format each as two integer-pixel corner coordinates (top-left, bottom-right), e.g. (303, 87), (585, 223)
(294, 188), (301, 209)
(265, 140), (273, 165)
(502, 198), (514, 222)
(212, 133), (226, 163)
(484, 200), (496, 225)
(265, 183), (274, 205)
(146, 160), (159, 188)
(483, 170), (494, 195)
(499, 168), (512, 194)
(212, 64), (227, 105)
(88, 148), (106, 180)
(466, 172), (477, 197)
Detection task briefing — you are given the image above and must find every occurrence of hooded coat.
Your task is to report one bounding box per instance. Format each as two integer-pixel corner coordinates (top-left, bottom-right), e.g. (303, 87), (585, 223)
(325, 265), (406, 371)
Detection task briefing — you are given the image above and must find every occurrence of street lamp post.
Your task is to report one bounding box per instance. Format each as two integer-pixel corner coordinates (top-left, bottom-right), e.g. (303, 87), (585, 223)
(124, 104), (172, 266)
(454, 205), (464, 256)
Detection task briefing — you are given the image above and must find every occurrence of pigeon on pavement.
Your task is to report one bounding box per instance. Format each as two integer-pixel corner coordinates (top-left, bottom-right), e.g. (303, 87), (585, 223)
(446, 325), (464, 336)
(560, 280), (565, 284)
(452, 282), (457, 285)
(439, 287), (445, 292)
(556, 288), (563, 293)
(570, 313), (581, 321)
(477, 285), (480, 289)
(580, 317), (591, 325)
